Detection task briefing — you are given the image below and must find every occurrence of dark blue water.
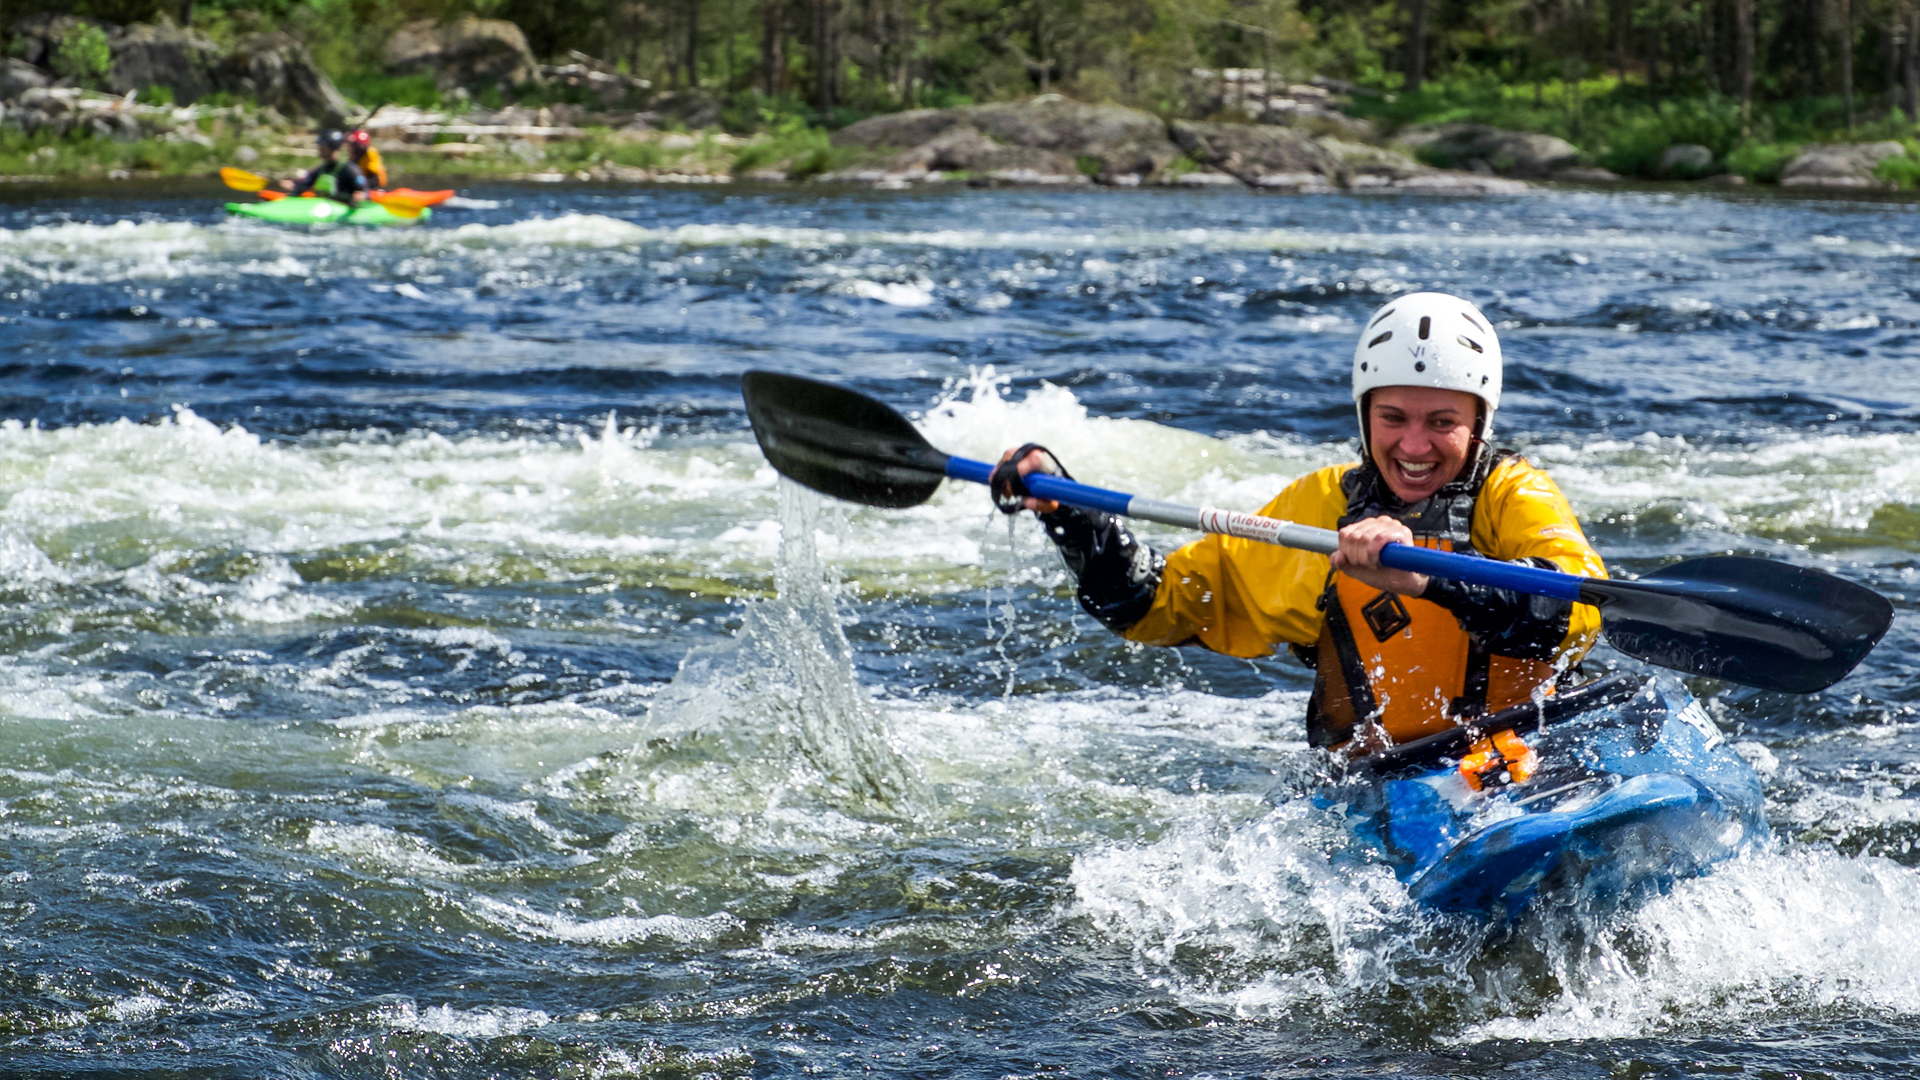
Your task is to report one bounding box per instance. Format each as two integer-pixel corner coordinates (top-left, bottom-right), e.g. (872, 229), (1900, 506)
(0, 179), (1917, 1077)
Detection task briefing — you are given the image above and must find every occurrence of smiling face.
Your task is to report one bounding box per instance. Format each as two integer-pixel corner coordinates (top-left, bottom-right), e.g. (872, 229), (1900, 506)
(1365, 385), (1481, 503)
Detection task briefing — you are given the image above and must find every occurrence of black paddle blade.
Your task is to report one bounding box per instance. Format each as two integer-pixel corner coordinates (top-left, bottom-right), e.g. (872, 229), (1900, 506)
(741, 371), (951, 509)
(1585, 555), (1893, 694)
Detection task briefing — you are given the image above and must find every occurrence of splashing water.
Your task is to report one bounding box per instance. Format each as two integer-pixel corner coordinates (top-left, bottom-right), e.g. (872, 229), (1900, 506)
(5, 183), (1920, 1078)
(644, 480), (923, 811)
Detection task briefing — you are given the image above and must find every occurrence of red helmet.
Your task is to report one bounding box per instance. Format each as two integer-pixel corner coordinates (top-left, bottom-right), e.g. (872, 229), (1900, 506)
(347, 129), (371, 148)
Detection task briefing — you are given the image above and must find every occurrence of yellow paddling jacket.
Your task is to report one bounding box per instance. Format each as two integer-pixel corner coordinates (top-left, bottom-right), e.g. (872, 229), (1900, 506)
(1110, 452), (1606, 747)
(360, 147), (388, 189)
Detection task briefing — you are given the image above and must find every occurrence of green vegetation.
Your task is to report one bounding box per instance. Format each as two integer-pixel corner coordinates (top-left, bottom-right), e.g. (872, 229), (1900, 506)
(6, 0), (1920, 185)
(50, 22), (110, 86)
(0, 127), (245, 175)
(331, 71), (443, 111)
(1875, 140), (1920, 187)
(1355, 73), (1920, 179)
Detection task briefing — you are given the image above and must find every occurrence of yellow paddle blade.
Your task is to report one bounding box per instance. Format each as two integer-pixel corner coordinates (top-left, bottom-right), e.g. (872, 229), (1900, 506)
(369, 193), (425, 218)
(219, 166), (269, 192)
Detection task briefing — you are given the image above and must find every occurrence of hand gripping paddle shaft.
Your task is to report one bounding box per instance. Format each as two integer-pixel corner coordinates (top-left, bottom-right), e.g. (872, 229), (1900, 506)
(741, 371), (1893, 694)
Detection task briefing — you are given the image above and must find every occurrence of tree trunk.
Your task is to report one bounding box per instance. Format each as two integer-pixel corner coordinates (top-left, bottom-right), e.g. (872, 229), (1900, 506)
(1841, 0), (1854, 129)
(1736, 0), (1754, 131)
(1701, 0), (1719, 93)
(762, 0), (784, 96)
(1888, 13), (1903, 119)
(1612, 0), (1631, 80)
(1803, 0), (1825, 94)
(813, 0), (837, 112)
(686, 0), (701, 89)
(1908, 6), (1920, 118)
(1646, 22), (1662, 90)
(1406, 0), (1428, 92)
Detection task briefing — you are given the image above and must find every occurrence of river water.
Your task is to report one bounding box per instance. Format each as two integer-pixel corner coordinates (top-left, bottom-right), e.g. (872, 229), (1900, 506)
(1, 180), (1918, 1077)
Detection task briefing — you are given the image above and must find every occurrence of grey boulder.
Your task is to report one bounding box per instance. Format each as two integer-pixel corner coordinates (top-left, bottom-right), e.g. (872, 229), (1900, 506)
(222, 33), (352, 125)
(105, 22), (222, 102)
(1393, 123), (1580, 178)
(1170, 120), (1342, 188)
(1779, 141), (1906, 188)
(384, 17), (540, 92)
(1657, 143), (1715, 178)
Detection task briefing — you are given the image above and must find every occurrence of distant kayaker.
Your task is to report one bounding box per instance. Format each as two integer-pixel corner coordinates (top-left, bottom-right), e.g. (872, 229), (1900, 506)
(994, 292), (1607, 753)
(280, 129), (370, 204)
(347, 128), (388, 190)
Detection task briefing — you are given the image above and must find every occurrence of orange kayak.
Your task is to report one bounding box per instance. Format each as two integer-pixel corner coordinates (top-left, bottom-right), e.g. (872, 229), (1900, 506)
(259, 188), (455, 205)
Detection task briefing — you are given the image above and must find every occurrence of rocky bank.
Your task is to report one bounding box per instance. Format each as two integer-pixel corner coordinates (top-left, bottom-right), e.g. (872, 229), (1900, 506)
(821, 97), (1523, 192)
(3, 13), (1916, 195)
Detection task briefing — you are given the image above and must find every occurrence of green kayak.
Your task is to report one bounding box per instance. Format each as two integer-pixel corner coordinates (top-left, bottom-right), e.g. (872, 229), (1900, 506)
(225, 199), (429, 227)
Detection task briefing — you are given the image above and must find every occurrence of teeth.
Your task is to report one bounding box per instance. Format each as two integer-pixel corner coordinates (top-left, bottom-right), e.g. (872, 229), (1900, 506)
(1398, 461), (1435, 476)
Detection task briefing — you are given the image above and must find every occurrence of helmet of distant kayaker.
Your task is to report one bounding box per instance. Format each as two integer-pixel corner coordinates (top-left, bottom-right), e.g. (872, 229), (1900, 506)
(347, 128), (371, 151)
(316, 129), (347, 152)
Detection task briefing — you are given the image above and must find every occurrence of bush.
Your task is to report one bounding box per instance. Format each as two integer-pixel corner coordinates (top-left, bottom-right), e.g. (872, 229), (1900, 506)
(51, 23), (111, 87)
(1874, 143), (1920, 188)
(137, 85), (175, 107)
(334, 72), (443, 111)
(1724, 142), (1801, 183)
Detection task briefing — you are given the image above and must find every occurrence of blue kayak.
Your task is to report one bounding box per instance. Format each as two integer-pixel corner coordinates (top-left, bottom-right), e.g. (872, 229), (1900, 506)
(1319, 674), (1768, 918)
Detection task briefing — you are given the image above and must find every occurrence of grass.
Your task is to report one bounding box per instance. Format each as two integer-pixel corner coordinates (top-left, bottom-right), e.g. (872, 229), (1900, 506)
(0, 129), (239, 177)
(333, 72), (445, 112)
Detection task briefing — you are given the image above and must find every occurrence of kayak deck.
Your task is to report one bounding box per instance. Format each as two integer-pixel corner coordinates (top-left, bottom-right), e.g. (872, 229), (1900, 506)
(225, 200), (430, 227)
(259, 188), (455, 206)
(1321, 675), (1768, 917)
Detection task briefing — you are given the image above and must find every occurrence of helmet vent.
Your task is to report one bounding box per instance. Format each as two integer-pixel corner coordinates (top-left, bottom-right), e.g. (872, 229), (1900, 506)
(1418, 316), (1431, 339)
(1456, 335), (1484, 354)
(1368, 331), (1393, 348)
(1369, 307), (1397, 328)
(1414, 361), (1426, 372)
(1461, 311), (1486, 332)
(1360, 362), (1368, 371)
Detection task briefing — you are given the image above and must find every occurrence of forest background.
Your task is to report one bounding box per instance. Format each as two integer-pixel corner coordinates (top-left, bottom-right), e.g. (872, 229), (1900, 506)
(7, 0), (1920, 181)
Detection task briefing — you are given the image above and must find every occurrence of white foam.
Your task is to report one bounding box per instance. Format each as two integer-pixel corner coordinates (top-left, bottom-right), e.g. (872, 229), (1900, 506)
(464, 892), (743, 945)
(307, 822), (477, 878)
(1072, 787), (1920, 1040)
(844, 278), (935, 306)
(392, 1002), (554, 1037)
(0, 213), (1750, 288)
(1464, 849), (1920, 1040)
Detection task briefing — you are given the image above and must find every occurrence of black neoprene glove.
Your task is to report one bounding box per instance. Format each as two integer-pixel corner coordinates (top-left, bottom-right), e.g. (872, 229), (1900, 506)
(990, 446), (1164, 634)
(1421, 556), (1574, 660)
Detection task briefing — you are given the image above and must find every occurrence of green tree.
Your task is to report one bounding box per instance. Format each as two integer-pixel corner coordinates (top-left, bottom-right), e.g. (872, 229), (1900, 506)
(51, 22), (111, 87)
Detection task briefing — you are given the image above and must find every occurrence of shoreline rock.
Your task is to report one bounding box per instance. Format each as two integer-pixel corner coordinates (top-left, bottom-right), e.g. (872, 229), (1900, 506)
(384, 17), (540, 95)
(2, 17), (350, 124)
(1391, 122), (1581, 179)
(1780, 141), (1905, 189)
(830, 97), (1525, 193)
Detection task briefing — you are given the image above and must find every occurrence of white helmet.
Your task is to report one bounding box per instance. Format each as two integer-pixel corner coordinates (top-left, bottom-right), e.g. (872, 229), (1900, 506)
(1351, 292), (1502, 448)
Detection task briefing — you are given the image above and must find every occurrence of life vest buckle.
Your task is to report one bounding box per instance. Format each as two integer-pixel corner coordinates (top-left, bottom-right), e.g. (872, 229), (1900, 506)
(1457, 729), (1537, 791)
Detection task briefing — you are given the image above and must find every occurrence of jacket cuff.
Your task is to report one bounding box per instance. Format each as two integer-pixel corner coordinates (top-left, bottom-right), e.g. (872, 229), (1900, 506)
(1038, 506), (1164, 633)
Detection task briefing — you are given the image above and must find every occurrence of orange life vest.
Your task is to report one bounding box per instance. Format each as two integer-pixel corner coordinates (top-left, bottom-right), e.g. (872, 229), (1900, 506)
(361, 147), (388, 189)
(1303, 452), (1559, 748)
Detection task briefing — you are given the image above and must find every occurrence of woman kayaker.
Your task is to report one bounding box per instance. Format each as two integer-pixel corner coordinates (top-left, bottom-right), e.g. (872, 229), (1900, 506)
(993, 292), (1607, 753)
(280, 129), (370, 204)
(347, 128), (388, 190)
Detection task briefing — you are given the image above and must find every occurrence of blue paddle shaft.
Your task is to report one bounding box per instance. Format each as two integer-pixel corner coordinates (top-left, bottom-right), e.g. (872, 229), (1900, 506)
(945, 455), (1587, 603)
